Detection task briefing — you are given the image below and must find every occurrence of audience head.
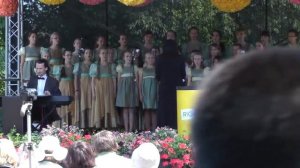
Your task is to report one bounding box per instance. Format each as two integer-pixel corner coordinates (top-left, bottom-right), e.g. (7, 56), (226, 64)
(192, 48), (300, 168)
(36, 135), (68, 162)
(131, 143), (160, 168)
(92, 130), (118, 154)
(64, 141), (95, 168)
(0, 139), (18, 168)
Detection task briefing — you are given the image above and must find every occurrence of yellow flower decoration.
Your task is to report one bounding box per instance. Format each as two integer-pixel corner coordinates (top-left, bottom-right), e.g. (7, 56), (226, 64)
(40, 0), (66, 5)
(211, 0), (251, 13)
(118, 0), (145, 6)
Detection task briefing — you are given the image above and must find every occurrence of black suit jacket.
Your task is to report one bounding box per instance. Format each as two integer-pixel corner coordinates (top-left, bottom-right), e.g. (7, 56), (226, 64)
(27, 75), (61, 96)
(27, 75), (61, 126)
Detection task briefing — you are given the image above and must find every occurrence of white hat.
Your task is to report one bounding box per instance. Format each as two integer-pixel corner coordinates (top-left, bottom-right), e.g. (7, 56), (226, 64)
(36, 135), (68, 162)
(131, 143), (160, 168)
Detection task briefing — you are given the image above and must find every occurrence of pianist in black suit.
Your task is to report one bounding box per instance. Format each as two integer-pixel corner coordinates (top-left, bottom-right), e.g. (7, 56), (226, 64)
(27, 59), (61, 128)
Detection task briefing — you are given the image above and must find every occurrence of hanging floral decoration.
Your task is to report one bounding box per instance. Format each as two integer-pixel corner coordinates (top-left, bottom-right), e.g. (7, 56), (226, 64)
(135, 0), (153, 7)
(40, 0), (66, 5)
(290, 0), (300, 5)
(118, 0), (146, 7)
(211, 0), (251, 13)
(0, 0), (18, 16)
(79, 0), (106, 6)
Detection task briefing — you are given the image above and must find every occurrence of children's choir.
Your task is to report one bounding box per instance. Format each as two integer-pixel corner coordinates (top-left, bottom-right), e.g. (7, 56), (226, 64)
(19, 27), (299, 130)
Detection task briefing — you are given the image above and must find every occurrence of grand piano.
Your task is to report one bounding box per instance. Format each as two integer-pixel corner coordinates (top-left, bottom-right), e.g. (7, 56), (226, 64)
(2, 96), (72, 134)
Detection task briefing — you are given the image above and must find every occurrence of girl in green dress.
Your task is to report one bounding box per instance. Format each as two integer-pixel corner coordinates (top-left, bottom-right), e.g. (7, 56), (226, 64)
(49, 32), (65, 76)
(19, 32), (41, 84)
(187, 51), (205, 86)
(90, 48), (117, 128)
(93, 35), (107, 63)
(116, 51), (139, 132)
(138, 52), (158, 131)
(73, 49), (93, 128)
(72, 38), (83, 65)
(52, 50), (75, 125)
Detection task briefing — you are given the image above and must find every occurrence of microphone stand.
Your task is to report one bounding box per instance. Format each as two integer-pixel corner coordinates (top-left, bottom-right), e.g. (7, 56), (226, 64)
(22, 99), (34, 168)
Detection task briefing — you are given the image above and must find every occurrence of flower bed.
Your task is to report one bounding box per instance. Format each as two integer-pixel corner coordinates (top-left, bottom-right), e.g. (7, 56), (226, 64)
(5, 125), (194, 168)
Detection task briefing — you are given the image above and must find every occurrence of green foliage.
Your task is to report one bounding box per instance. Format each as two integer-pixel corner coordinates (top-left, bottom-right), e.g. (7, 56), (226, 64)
(19, 0), (300, 49)
(6, 127), (42, 147)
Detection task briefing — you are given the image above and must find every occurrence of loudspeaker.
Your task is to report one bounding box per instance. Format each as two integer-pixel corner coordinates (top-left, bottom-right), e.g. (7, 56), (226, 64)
(2, 96), (24, 134)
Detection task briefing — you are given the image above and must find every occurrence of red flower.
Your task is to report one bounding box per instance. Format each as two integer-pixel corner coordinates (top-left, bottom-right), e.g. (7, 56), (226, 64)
(183, 154), (191, 165)
(183, 154), (190, 161)
(170, 158), (184, 168)
(168, 147), (175, 154)
(178, 143), (187, 149)
(164, 137), (174, 143)
(162, 161), (169, 167)
(160, 153), (169, 159)
(84, 134), (91, 140)
(161, 142), (169, 149)
(75, 134), (81, 140)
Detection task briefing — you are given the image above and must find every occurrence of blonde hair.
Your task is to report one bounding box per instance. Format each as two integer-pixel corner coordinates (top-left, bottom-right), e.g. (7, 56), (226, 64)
(0, 139), (18, 167)
(91, 130), (118, 154)
(50, 32), (60, 45)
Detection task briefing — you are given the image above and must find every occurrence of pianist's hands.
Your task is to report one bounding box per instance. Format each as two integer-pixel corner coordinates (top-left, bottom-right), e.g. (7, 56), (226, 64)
(44, 90), (51, 96)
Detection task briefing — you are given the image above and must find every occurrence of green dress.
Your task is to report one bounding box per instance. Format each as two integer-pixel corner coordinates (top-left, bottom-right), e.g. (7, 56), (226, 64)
(73, 62), (92, 128)
(90, 63), (117, 128)
(19, 46), (41, 80)
(113, 47), (128, 65)
(49, 47), (64, 76)
(52, 65), (75, 125)
(187, 67), (204, 86)
(141, 67), (158, 109)
(116, 65), (138, 107)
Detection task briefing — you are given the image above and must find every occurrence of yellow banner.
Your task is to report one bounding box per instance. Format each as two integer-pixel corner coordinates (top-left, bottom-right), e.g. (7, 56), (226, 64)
(177, 88), (201, 135)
